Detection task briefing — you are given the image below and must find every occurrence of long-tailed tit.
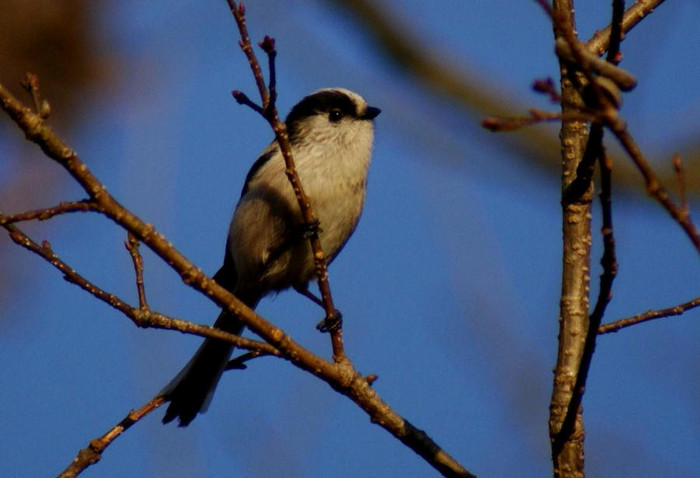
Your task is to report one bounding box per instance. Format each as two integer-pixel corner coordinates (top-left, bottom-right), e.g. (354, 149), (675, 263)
(160, 88), (380, 426)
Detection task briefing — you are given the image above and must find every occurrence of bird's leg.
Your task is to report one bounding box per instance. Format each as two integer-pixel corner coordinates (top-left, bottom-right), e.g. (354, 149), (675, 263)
(316, 309), (343, 333)
(294, 284), (324, 307)
(299, 218), (321, 238)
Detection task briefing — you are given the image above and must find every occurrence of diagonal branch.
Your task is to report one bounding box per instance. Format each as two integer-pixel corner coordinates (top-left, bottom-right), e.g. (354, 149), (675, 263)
(604, 117), (700, 252)
(586, 0), (667, 56)
(0, 219), (279, 355)
(58, 396), (166, 478)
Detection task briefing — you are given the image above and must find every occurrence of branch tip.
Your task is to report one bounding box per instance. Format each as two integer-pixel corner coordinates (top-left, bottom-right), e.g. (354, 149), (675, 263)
(532, 77), (560, 102)
(259, 35), (276, 54)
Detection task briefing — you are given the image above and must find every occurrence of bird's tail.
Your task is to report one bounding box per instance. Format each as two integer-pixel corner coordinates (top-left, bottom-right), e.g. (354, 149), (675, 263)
(159, 308), (246, 427)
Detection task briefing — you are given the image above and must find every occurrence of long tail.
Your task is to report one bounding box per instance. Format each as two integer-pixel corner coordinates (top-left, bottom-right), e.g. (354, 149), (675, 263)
(159, 309), (245, 426)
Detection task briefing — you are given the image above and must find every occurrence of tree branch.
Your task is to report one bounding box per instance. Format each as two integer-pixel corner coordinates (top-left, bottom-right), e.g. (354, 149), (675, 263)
(544, 0), (593, 474)
(125, 232), (148, 310)
(603, 115), (700, 252)
(586, 0), (667, 56)
(227, 1), (346, 361)
(0, 200), (100, 225)
(598, 297), (700, 334)
(0, 219), (279, 355)
(58, 396), (166, 478)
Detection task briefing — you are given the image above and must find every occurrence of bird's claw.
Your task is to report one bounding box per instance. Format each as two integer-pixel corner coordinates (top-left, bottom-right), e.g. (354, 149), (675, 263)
(316, 309), (343, 333)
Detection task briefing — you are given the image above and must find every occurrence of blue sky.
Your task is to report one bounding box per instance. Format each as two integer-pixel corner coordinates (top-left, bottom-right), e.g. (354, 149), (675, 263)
(1, 1), (698, 477)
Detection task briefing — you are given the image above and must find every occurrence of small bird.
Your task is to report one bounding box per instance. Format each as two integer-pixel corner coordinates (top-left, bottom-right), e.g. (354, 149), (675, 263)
(160, 88), (380, 426)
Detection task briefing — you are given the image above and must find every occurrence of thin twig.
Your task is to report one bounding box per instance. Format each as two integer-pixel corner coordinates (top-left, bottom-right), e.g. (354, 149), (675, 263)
(21, 72), (51, 118)
(0, 219), (278, 355)
(605, 0), (626, 65)
(586, 0), (667, 56)
(226, 1), (269, 107)
(227, 1), (346, 362)
(605, 115), (700, 252)
(0, 200), (99, 225)
(586, 3), (700, 253)
(125, 232), (148, 309)
(599, 297), (700, 334)
(482, 109), (593, 132)
(231, 90), (263, 115)
(259, 35), (278, 115)
(562, 123), (605, 203)
(533, 77), (561, 102)
(672, 154), (688, 214)
(58, 396), (166, 478)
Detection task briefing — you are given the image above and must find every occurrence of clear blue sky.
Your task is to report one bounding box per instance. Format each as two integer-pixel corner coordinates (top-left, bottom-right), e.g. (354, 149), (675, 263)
(1, 1), (698, 477)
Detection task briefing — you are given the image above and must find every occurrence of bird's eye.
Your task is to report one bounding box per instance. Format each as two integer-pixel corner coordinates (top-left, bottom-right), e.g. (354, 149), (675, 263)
(329, 109), (344, 122)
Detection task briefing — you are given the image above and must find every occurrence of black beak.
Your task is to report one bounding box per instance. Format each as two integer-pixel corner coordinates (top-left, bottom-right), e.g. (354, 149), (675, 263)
(362, 106), (381, 120)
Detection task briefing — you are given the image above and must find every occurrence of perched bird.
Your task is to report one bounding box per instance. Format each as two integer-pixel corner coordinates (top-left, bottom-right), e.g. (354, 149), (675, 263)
(160, 88), (380, 426)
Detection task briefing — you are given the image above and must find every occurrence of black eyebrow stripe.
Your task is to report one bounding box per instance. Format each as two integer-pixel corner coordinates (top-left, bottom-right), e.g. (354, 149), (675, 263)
(285, 91), (358, 126)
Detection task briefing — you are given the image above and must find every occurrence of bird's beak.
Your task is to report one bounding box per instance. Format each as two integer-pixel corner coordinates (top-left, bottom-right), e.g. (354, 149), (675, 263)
(362, 106), (381, 120)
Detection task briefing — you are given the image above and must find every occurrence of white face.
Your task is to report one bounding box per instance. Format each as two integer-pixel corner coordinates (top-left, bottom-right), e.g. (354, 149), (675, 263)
(285, 88), (379, 150)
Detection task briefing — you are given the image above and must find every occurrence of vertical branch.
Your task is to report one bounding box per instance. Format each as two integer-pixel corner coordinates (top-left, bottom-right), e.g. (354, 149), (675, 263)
(228, 2), (346, 362)
(554, 135), (618, 460)
(548, 1), (592, 476)
(125, 233), (148, 309)
(548, 1), (628, 476)
(672, 154), (688, 214)
(556, 1), (623, 449)
(226, 1), (269, 107)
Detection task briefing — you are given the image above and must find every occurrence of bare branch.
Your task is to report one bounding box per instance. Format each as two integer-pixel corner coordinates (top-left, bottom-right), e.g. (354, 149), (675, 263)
(231, 89), (263, 115)
(58, 396), (166, 478)
(672, 154), (689, 214)
(603, 111), (700, 252)
(537, 1), (700, 254)
(21, 72), (51, 118)
(599, 297), (700, 334)
(554, 134), (619, 459)
(225, 1), (269, 108)
(0, 200), (100, 225)
(545, 1), (593, 473)
(227, 2), (346, 361)
(0, 219), (279, 355)
(125, 232), (148, 310)
(482, 109), (592, 132)
(586, 0), (668, 56)
(259, 35), (278, 113)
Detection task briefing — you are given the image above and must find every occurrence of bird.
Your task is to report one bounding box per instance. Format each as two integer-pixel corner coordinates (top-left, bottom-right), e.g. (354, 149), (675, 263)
(159, 88), (380, 426)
